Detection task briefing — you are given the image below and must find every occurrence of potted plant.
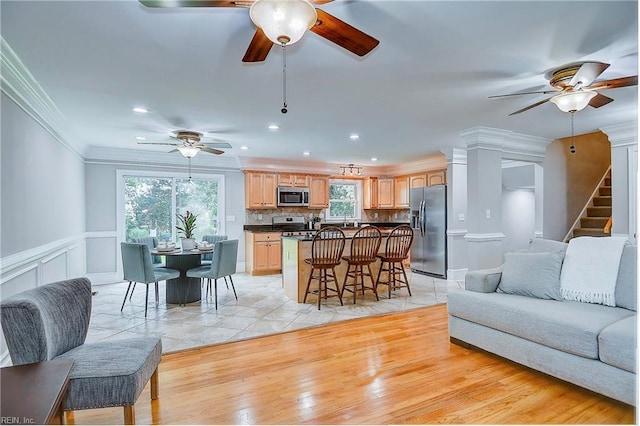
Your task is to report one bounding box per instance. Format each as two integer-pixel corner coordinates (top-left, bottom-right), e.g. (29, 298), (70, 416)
(176, 211), (198, 250)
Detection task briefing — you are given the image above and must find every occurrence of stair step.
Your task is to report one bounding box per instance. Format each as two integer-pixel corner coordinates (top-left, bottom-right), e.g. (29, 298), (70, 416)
(573, 228), (609, 237)
(581, 217), (609, 228)
(593, 196), (612, 206)
(604, 177), (611, 186)
(587, 206), (612, 217)
(599, 186), (611, 196)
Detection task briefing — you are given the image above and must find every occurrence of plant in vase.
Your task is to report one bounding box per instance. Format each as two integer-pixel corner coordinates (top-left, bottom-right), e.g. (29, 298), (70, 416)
(176, 211), (198, 250)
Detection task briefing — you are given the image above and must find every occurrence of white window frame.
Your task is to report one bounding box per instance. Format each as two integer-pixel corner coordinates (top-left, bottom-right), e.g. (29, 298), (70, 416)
(326, 179), (362, 222)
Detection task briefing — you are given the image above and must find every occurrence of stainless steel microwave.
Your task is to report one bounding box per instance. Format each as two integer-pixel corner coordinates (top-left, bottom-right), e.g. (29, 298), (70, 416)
(277, 187), (310, 207)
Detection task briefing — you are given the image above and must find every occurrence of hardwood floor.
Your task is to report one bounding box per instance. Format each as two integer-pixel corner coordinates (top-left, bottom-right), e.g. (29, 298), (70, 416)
(67, 304), (635, 424)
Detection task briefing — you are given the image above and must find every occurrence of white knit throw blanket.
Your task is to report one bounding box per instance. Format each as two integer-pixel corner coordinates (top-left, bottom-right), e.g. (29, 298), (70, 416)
(560, 236), (628, 306)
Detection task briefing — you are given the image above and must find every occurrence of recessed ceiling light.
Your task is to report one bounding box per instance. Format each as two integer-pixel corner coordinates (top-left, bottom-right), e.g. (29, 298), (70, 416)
(268, 124), (280, 130)
(302, 151), (310, 156)
(135, 136), (146, 141)
(371, 157), (378, 162)
(240, 146), (249, 150)
(132, 107), (148, 114)
(349, 133), (360, 140)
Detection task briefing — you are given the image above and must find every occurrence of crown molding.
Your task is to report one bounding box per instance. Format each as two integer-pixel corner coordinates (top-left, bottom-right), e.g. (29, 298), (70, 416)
(600, 121), (638, 148)
(0, 37), (84, 159)
(460, 126), (550, 161)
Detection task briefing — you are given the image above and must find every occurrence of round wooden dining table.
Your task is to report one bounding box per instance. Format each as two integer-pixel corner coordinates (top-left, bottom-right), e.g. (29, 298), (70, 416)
(152, 248), (213, 304)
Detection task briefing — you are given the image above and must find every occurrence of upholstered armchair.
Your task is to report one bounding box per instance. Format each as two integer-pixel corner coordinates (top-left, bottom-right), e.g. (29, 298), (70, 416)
(187, 239), (238, 309)
(201, 234), (228, 263)
(0, 277), (162, 425)
(134, 236), (163, 265)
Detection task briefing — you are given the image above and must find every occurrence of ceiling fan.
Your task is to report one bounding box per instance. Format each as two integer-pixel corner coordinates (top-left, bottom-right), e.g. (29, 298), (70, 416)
(490, 61), (638, 116)
(138, 0), (380, 62)
(137, 130), (226, 157)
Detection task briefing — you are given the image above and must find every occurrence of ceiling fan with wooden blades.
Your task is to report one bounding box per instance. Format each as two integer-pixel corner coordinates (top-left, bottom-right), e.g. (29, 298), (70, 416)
(137, 130), (226, 157)
(138, 0), (379, 62)
(490, 61), (638, 116)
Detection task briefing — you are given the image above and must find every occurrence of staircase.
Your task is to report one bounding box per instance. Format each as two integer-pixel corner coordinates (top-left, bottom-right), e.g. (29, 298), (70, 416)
(566, 169), (612, 241)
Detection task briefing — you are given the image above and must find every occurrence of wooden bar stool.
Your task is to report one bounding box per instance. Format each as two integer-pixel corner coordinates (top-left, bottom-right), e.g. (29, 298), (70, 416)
(341, 226), (382, 303)
(303, 227), (346, 310)
(375, 225), (414, 298)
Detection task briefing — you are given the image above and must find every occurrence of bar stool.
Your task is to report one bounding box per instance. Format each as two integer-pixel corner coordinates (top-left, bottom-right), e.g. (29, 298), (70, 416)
(303, 227), (346, 310)
(341, 226), (382, 303)
(375, 225), (414, 298)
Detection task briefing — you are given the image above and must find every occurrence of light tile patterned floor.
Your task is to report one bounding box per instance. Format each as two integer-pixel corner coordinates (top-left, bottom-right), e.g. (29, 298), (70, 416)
(88, 272), (460, 353)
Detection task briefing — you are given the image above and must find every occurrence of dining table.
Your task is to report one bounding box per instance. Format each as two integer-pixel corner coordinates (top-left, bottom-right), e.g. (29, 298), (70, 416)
(152, 247), (214, 304)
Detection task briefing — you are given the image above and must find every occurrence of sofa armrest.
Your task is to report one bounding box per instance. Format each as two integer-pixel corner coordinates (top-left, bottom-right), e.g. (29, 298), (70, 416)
(465, 266), (503, 293)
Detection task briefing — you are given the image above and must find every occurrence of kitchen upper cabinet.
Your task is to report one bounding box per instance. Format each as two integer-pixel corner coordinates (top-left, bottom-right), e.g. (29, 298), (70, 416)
(246, 232), (281, 275)
(245, 171), (277, 209)
(410, 174), (428, 188)
(277, 173), (309, 188)
(427, 170), (447, 186)
(363, 177), (379, 209)
(394, 176), (410, 208)
(308, 175), (329, 208)
(377, 178), (395, 208)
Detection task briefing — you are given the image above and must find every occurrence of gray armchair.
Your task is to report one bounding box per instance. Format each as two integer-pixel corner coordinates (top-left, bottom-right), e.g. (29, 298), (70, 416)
(201, 234), (228, 262)
(0, 277), (162, 425)
(121, 242), (180, 316)
(187, 239), (238, 309)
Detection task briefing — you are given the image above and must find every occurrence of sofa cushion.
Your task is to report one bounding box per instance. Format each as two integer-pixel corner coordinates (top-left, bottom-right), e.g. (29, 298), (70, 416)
(528, 238), (568, 254)
(497, 251), (564, 300)
(54, 337), (162, 410)
(615, 245), (637, 311)
(599, 316), (637, 373)
(447, 289), (634, 359)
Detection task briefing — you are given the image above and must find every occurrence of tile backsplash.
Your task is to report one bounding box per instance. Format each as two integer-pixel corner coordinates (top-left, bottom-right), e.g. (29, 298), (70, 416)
(245, 208), (409, 225)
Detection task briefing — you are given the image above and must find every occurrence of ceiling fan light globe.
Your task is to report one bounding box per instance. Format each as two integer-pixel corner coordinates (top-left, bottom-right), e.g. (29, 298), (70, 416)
(250, 0), (317, 45)
(177, 146), (200, 158)
(550, 90), (597, 113)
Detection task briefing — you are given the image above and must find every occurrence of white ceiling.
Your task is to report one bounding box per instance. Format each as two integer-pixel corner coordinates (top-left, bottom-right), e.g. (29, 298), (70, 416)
(1, 0), (637, 169)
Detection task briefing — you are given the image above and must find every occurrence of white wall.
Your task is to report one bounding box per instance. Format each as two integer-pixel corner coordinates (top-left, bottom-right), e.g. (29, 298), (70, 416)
(502, 189), (536, 254)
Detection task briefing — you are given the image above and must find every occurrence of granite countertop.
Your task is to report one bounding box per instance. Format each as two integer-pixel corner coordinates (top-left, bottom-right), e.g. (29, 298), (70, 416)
(244, 222), (410, 233)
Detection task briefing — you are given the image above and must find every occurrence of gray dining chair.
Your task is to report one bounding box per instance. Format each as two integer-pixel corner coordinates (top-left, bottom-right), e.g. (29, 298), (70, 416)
(187, 239), (238, 310)
(134, 236), (164, 266)
(121, 242), (180, 317)
(1, 277), (162, 425)
(201, 235), (228, 263)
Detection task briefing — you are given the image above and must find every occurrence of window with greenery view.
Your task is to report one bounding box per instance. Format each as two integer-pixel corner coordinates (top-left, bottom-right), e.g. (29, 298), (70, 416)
(124, 175), (221, 243)
(328, 181), (360, 221)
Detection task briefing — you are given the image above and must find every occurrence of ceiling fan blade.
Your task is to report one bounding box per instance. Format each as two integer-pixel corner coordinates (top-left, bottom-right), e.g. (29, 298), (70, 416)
(489, 90), (560, 99)
(587, 75), (638, 90)
(589, 93), (614, 108)
(138, 142), (179, 146)
(310, 0), (334, 4)
(309, 9), (379, 57)
(569, 62), (610, 88)
(204, 142), (233, 149)
(242, 28), (273, 62)
(139, 0), (252, 7)
(508, 98), (551, 116)
(200, 146), (225, 155)
(168, 149), (179, 153)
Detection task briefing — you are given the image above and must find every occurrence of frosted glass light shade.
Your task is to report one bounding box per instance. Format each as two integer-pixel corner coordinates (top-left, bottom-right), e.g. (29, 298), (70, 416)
(177, 146), (200, 158)
(550, 90), (597, 113)
(249, 0), (317, 45)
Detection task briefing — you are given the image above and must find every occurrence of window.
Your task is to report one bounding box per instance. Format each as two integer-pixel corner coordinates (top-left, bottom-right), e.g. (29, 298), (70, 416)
(120, 171), (224, 243)
(327, 180), (361, 221)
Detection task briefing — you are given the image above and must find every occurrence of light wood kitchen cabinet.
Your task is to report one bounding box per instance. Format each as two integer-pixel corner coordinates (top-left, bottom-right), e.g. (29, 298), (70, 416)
(245, 232), (281, 275)
(308, 175), (329, 208)
(394, 176), (410, 208)
(377, 178), (395, 208)
(245, 171), (277, 209)
(277, 173), (309, 188)
(427, 170), (446, 186)
(410, 174), (428, 188)
(363, 177), (378, 209)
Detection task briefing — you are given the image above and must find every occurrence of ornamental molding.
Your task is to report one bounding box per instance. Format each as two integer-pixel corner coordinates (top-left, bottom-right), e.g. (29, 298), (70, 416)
(600, 122), (638, 148)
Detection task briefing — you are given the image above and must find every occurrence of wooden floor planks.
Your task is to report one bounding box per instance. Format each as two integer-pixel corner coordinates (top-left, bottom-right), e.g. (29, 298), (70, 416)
(67, 304), (635, 424)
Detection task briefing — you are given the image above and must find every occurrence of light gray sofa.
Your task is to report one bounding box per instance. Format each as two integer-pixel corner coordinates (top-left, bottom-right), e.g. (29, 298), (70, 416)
(448, 238), (637, 406)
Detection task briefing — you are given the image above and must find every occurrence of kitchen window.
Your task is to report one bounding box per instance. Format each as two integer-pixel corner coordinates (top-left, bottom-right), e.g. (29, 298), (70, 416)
(327, 180), (362, 222)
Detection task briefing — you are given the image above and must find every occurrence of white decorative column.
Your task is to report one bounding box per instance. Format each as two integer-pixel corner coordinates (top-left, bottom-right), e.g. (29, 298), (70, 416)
(440, 147), (467, 281)
(600, 122), (638, 242)
(460, 128), (507, 270)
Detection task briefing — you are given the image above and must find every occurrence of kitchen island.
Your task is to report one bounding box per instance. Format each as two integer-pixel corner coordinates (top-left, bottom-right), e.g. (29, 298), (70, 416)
(281, 230), (401, 304)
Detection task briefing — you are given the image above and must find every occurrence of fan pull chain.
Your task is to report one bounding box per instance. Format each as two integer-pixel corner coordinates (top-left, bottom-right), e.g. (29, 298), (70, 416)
(570, 112), (576, 154)
(188, 157), (192, 181)
(281, 42), (288, 114)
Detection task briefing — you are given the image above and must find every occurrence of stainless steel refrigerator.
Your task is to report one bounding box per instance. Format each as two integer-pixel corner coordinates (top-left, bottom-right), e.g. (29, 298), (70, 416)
(410, 185), (447, 278)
